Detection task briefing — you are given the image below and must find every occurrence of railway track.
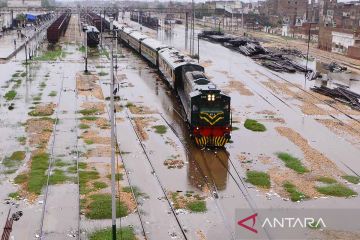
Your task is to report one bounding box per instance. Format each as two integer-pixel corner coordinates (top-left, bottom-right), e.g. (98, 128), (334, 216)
(159, 113), (272, 240)
(101, 93), (148, 240)
(38, 73), (68, 239)
(124, 109), (189, 240)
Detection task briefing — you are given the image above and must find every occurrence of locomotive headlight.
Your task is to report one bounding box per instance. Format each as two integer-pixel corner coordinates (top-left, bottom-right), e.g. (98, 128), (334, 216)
(211, 94), (215, 101)
(207, 94), (211, 101)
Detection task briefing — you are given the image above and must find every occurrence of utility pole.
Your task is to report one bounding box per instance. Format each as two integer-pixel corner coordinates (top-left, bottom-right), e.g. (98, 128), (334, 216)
(109, 16), (116, 240)
(304, 22), (314, 88)
(83, 24), (88, 73)
(100, 9), (102, 47)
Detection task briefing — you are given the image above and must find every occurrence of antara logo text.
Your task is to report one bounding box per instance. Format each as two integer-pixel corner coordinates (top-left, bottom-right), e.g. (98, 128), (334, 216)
(237, 213), (326, 233)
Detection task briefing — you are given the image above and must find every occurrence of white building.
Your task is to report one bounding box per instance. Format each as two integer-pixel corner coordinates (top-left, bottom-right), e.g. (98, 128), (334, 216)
(331, 31), (358, 54)
(7, 0), (42, 7)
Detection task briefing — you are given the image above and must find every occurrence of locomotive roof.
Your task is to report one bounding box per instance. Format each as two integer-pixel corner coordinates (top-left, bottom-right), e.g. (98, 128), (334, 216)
(141, 38), (167, 50)
(159, 48), (200, 70)
(185, 71), (219, 92)
(86, 25), (99, 33)
(129, 31), (148, 41)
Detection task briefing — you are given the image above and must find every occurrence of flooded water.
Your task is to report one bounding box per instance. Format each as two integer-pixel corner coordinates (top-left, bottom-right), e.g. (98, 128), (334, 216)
(1, 13), (360, 240)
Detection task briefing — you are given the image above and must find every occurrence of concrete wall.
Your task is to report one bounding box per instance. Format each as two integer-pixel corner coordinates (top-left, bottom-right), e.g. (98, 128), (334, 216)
(332, 31), (355, 54)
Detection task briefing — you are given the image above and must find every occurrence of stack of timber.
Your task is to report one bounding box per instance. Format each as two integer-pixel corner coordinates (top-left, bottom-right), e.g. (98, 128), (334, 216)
(312, 86), (360, 110)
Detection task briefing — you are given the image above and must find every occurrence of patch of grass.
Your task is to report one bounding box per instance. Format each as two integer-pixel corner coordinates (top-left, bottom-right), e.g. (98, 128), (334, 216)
(78, 109), (98, 115)
(89, 226), (136, 240)
(16, 136), (26, 145)
(244, 119), (266, 132)
(3, 151), (26, 168)
(32, 96), (42, 101)
(276, 152), (309, 174)
(48, 91), (57, 97)
(9, 151), (26, 161)
(186, 200), (207, 212)
(342, 175), (360, 184)
(79, 123), (90, 129)
(283, 181), (308, 202)
(78, 46), (85, 52)
(85, 194), (128, 219)
(34, 48), (63, 61)
(8, 192), (21, 200)
(4, 90), (17, 101)
(20, 72), (26, 77)
(98, 71), (108, 76)
(49, 169), (68, 185)
(232, 126), (239, 131)
(152, 125), (167, 134)
(317, 176), (337, 184)
(67, 165), (77, 174)
(85, 139), (94, 145)
(93, 181), (108, 189)
(95, 65), (105, 68)
(12, 73), (20, 78)
(39, 82), (46, 88)
(79, 162), (87, 169)
(54, 159), (70, 167)
(79, 170), (100, 194)
(28, 152), (49, 194)
(246, 171), (271, 189)
(80, 116), (98, 121)
(28, 109), (53, 117)
(316, 184), (357, 197)
(107, 173), (123, 181)
(14, 173), (28, 184)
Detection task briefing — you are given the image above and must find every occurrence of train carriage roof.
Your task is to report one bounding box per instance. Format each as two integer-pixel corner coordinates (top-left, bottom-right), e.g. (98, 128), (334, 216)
(122, 27), (134, 34)
(158, 48), (203, 71)
(141, 38), (167, 51)
(129, 31), (148, 41)
(113, 21), (125, 30)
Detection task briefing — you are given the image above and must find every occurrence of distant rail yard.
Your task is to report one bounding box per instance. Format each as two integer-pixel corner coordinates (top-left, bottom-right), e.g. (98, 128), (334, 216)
(1, 1), (360, 240)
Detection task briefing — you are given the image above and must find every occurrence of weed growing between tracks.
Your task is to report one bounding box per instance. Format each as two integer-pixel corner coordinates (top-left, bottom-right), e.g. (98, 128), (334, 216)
(33, 46), (65, 61)
(92, 181), (108, 190)
(48, 91), (57, 97)
(170, 191), (207, 213)
(317, 176), (337, 184)
(2, 151), (26, 168)
(85, 194), (128, 219)
(283, 181), (308, 202)
(88, 226), (136, 240)
(246, 171), (271, 189)
(152, 125), (167, 134)
(316, 183), (357, 197)
(107, 173), (123, 181)
(244, 119), (266, 132)
(276, 152), (309, 174)
(4, 90), (17, 101)
(28, 152), (50, 195)
(28, 103), (55, 117)
(342, 175), (360, 184)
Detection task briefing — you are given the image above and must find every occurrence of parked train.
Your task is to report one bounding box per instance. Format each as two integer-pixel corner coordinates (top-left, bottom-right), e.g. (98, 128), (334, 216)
(85, 26), (100, 48)
(112, 20), (232, 147)
(47, 13), (71, 44)
(130, 11), (159, 30)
